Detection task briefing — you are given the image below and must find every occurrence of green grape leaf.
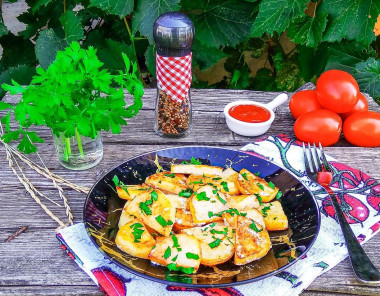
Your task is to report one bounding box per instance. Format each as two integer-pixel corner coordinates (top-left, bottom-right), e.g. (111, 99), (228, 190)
(320, 0), (379, 45)
(325, 41), (376, 74)
(60, 11), (84, 43)
(251, 0), (309, 37)
(0, 65), (36, 99)
(354, 58), (380, 99)
(89, 0), (134, 17)
(297, 44), (330, 81)
(35, 29), (68, 69)
(182, 0), (257, 48)
(144, 44), (156, 76)
(132, 0), (180, 43)
(0, 17), (9, 37)
(192, 40), (229, 70)
(32, 0), (53, 13)
(287, 12), (328, 48)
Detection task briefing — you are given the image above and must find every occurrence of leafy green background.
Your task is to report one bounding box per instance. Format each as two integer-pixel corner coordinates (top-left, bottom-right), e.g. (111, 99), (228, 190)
(0, 0), (379, 103)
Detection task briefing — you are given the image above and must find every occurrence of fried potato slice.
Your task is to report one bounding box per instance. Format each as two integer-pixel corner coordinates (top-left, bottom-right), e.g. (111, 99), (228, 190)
(187, 174), (240, 195)
(227, 194), (260, 211)
(234, 215), (271, 265)
(145, 172), (188, 194)
(189, 185), (229, 223)
(173, 209), (205, 231)
(171, 164), (223, 176)
(124, 189), (175, 237)
(115, 219), (156, 259)
(165, 194), (189, 209)
(118, 201), (136, 228)
(259, 201), (288, 231)
(148, 233), (201, 273)
(116, 185), (149, 200)
(242, 209), (265, 228)
(237, 169), (279, 202)
(182, 222), (234, 266)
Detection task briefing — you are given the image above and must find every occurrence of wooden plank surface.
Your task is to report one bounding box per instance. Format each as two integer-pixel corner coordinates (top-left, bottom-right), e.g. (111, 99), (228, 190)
(0, 85), (379, 296)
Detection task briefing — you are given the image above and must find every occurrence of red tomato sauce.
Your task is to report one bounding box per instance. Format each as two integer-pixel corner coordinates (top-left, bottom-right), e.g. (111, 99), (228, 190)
(228, 104), (271, 123)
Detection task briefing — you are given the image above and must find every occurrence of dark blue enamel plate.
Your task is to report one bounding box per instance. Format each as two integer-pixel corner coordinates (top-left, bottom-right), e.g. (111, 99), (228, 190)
(83, 146), (320, 287)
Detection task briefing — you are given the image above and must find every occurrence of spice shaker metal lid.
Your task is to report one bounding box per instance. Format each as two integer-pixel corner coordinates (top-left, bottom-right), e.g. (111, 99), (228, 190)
(153, 12), (194, 57)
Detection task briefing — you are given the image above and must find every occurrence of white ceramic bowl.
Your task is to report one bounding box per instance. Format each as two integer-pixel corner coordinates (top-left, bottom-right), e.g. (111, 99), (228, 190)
(224, 93), (288, 137)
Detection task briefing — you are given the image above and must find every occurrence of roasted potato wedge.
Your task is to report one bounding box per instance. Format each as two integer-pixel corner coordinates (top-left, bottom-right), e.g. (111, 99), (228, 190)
(242, 209), (265, 228)
(149, 233), (201, 273)
(182, 222), (234, 266)
(259, 201), (288, 231)
(173, 209), (205, 231)
(187, 174), (240, 195)
(125, 189), (175, 236)
(145, 172), (188, 194)
(118, 201), (136, 228)
(171, 164), (223, 176)
(115, 219), (156, 259)
(237, 169), (279, 202)
(165, 194), (189, 209)
(189, 185), (229, 223)
(234, 215), (271, 265)
(116, 185), (149, 200)
(227, 194), (260, 211)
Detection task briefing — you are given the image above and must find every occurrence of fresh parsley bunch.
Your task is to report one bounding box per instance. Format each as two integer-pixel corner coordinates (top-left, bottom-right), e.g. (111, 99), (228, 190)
(0, 41), (143, 154)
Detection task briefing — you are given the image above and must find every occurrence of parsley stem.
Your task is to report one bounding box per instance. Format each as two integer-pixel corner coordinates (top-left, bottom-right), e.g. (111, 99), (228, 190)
(75, 127), (84, 159)
(65, 136), (71, 157)
(61, 134), (68, 162)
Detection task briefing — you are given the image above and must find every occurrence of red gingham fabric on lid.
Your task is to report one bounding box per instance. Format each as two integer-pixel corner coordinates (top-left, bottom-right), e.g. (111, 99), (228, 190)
(156, 53), (192, 102)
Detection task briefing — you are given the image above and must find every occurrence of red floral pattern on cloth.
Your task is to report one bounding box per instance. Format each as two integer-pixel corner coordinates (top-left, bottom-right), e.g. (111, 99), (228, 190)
(156, 53), (192, 102)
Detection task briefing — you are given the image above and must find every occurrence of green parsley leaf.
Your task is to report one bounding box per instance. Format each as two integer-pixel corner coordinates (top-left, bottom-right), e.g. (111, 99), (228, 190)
(130, 222), (144, 243)
(193, 179), (203, 185)
(166, 263), (180, 271)
(180, 267), (195, 274)
(139, 202), (152, 215)
(164, 173), (176, 178)
(164, 247), (171, 259)
(209, 238), (222, 249)
(171, 254), (178, 262)
(216, 193), (227, 205)
(221, 181), (229, 192)
(275, 191), (283, 199)
(180, 160), (189, 164)
(155, 215), (167, 227)
(190, 157), (202, 165)
(186, 252), (200, 260)
(268, 181), (275, 189)
(257, 183), (265, 191)
(208, 211), (214, 218)
(179, 188), (193, 197)
(112, 175), (119, 187)
(172, 235), (181, 249)
(212, 177), (222, 180)
(249, 220), (263, 233)
(167, 220), (173, 225)
(255, 172), (260, 176)
(241, 172), (248, 181)
(255, 194), (262, 205)
(196, 191), (210, 201)
(261, 206), (271, 218)
(151, 190), (158, 201)
(274, 217), (277, 220)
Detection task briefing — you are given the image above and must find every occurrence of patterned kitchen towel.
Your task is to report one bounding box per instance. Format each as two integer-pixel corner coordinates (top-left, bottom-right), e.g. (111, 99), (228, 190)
(57, 134), (380, 296)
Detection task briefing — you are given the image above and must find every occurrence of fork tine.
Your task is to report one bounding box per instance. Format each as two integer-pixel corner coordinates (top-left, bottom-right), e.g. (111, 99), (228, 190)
(307, 143), (317, 173)
(319, 142), (332, 172)
(303, 142), (313, 174)
(313, 143), (323, 172)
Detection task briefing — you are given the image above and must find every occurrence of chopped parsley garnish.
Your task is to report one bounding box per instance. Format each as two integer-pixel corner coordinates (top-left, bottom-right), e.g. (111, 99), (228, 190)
(209, 208), (246, 218)
(196, 191), (210, 201)
(212, 177), (222, 180)
(255, 172), (260, 176)
(180, 157), (202, 165)
(166, 263), (195, 274)
(216, 193), (227, 205)
(186, 252), (200, 260)
(172, 235), (181, 251)
(276, 190), (283, 199)
(164, 247), (171, 259)
(249, 220), (263, 233)
(211, 200), (216, 203)
(193, 179), (203, 184)
(268, 181), (275, 189)
(179, 188), (193, 197)
(151, 190), (158, 201)
(209, 238), (222, 249)
(257, 183), (265, 191)
(130, 222), (144, 243)
(139, 202), (152, 215)
(164, 173), (176, 178)
(112, 175), (129, 195)
(156, 215), (168, 227)
(172, 255), (178, 262)
(208, 211), (214, 218)
(261, 206), (271, 218)
(209, 222), (217, 228)
(241, 172), (248, 181)
(221, 181), (229, 192)
(274, 217), (277, 220)
(112, 175), (120, 187)
(167, 220), (173, 225)
(212, 189), (218, 194)
(255, 194), (262, 205)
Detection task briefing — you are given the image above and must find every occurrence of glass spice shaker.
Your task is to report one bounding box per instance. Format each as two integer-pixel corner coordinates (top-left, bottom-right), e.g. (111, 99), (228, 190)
(153, 12), (194, 137)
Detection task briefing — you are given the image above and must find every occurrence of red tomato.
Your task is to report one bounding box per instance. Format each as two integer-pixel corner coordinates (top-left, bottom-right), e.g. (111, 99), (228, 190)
(339, 93), (368, 121)
(343, 111), (380, 147)
(289, 90), (322, 119)
(316, 70), (359, 113)
(294, 109), (342, 146)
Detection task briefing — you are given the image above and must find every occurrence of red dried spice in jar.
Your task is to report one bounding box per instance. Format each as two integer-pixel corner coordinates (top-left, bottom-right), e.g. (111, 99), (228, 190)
(153, 12), (194, 137)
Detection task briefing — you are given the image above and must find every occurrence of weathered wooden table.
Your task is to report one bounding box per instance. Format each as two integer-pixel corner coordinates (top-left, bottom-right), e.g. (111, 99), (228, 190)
(0, 84), (379, 295)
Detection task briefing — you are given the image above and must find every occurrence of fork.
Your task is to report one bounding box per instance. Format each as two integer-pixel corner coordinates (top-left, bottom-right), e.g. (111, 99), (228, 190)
(303, 142), (380, 284)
